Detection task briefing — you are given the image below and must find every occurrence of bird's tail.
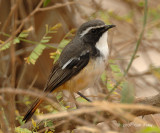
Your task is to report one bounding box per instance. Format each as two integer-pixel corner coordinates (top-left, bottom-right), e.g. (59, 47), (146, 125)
(23, 98), (44, 123)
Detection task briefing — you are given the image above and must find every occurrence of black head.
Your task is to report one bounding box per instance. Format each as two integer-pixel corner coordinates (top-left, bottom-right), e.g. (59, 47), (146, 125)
(76, 20), (115, 44)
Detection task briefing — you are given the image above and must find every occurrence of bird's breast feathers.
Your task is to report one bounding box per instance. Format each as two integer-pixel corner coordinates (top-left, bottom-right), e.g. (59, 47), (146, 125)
(58, 57), (106, 92)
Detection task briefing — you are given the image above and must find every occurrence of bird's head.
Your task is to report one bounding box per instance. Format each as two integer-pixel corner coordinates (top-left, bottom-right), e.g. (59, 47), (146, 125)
(76, 20), (115, 44)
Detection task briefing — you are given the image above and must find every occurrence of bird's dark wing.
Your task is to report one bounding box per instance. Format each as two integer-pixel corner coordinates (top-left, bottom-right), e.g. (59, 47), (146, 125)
(23, 50), (90, 122)
(44, 50), (90, 93)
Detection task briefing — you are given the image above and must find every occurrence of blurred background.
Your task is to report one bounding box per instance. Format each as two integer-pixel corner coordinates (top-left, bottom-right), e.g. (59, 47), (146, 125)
(0, 0), (160, 133)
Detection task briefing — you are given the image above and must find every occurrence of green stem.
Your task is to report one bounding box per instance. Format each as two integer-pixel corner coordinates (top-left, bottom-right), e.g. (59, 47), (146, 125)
(0, 32), (57, 49)
(106, 0), (148, 99)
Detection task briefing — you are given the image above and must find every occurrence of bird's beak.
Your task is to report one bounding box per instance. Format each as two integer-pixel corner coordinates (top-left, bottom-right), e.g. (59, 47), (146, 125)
(104, 24), (116, 31)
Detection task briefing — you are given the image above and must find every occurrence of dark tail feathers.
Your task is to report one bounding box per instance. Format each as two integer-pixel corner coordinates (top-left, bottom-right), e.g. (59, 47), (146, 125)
(23, 98), (44, 123)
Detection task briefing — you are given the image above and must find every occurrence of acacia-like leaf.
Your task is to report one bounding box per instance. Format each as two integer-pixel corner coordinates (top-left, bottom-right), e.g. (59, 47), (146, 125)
(25, 44), (46, 64)
(0, 38), (20, 51)
(25, 24), (61, 64)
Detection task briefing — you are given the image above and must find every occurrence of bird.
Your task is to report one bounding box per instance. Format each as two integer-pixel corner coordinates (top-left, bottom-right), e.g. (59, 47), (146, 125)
(23, 19), (115, 122)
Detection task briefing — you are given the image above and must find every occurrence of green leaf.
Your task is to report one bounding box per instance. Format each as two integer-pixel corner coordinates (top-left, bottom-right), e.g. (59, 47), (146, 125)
(15, 127), (32, 133)
(139, 126), (160, 133)
(43, 36), (52, 40)
(14, 38), (20, 44)
(18, 31), (29, 38)
(44, 120), (54, 127)
(43, 0), (51, 7)
(120, 82), (134, 104)
(0, 38), (20, 51)
(40, 38), (50, 43)
(16, 115), (24, 125)
(49, 23), (62, 31)
(44, 120), (55, 132)
(25, 23), (61, 64)
(59, 39), (70, 49)
(41, 36), (52, 43)
(25, 44), (46, 64)
(0, 42), (11, 51)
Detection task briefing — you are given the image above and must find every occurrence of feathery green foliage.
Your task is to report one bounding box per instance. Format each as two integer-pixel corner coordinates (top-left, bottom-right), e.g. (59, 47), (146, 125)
(0, 38), (20, 51)
(0, 29), (31, 51)
(25, 24), (61, 64)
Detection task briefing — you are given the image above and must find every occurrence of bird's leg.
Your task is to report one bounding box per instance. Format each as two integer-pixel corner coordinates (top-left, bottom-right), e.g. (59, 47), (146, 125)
(77, 91), (92, 102)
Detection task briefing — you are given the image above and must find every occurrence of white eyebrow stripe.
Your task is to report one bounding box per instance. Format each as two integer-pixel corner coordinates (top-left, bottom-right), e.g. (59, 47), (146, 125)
(80, 25), (105, 38)
(80, 27), (92, 38)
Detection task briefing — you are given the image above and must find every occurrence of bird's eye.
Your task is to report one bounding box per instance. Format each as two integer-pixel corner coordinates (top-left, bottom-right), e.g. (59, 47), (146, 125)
(91, 29), (96, 33)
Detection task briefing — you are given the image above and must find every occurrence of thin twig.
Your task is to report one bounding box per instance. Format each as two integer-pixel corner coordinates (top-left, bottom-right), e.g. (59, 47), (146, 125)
(0, 88), (62, 111)
(38, 1), (77, 12)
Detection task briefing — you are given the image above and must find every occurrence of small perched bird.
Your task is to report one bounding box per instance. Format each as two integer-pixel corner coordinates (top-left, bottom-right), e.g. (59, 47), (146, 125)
(23, 20), (115, 122)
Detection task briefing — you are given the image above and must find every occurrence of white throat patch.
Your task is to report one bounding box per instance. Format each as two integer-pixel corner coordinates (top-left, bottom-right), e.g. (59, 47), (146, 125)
(95, 31), (109, 60)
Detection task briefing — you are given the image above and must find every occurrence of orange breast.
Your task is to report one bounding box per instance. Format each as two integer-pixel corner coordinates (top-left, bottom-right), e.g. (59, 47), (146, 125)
(57, 58), (106, 92)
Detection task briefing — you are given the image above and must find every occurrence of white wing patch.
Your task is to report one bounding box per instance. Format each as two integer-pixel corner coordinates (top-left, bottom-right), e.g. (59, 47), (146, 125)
(62, 58), (73, 70)
(80, 50), (89, 56)
(61, 50), (89, 70)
